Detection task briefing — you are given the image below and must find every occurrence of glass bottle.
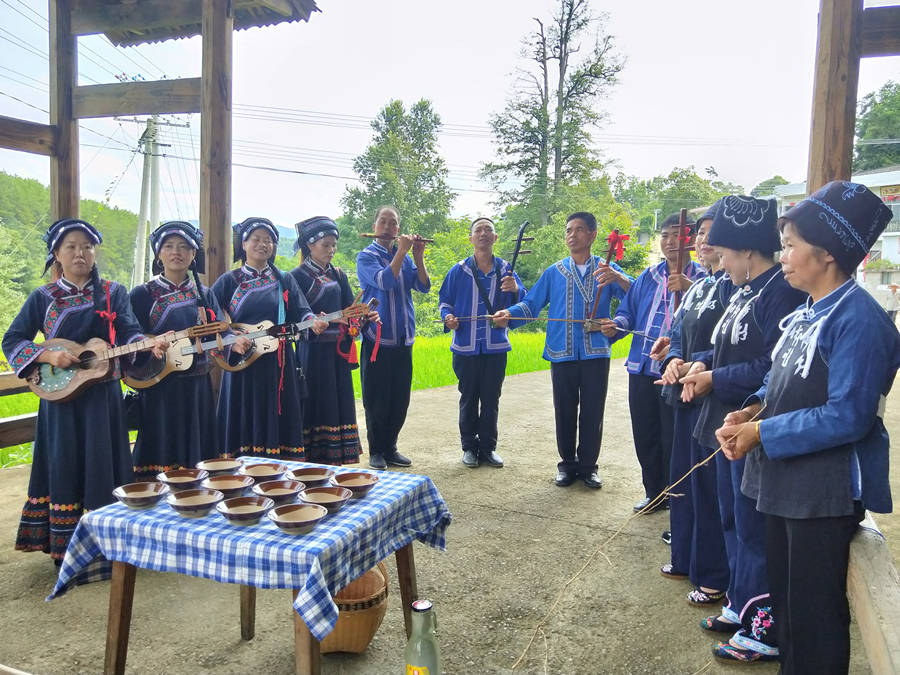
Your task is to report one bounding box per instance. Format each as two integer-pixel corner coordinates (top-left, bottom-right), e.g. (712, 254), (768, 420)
(404, 599), (440, 674)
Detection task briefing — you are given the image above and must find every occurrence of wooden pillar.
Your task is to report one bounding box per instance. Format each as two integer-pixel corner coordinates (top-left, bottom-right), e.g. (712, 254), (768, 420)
(805, 0), (862, 195)
(49, 0), (79, 220)
(200, 0), (233, 286)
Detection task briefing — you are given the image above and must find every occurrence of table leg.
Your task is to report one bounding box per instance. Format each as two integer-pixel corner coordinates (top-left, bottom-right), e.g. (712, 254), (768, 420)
(103, 561), (137, 675)
(291, 589), (321, 675)
(395, 543), (418, 638)
(240, 585), (256, 640)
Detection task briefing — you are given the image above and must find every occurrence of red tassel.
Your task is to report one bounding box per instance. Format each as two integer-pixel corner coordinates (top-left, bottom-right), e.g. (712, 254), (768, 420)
(370, 320), (381, 362)
(336, 323), (359, 365)
(606, 231), (630, 262)
(206, 308), (217, 321)
(96, 280), (117, 345)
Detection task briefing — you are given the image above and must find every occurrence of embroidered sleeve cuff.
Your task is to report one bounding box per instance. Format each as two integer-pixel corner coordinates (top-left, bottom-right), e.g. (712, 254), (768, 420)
(9, 341), (44, 376)
(509, 302), (532, 320)
(614, 317), (629, 330)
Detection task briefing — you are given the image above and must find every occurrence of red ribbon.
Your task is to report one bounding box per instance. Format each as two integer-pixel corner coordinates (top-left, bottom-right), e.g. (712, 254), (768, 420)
(96, 280), (117, 345)
(370, 321), (381, 362)
(205, 308), (217, 322)
(606, 231), (630, 261)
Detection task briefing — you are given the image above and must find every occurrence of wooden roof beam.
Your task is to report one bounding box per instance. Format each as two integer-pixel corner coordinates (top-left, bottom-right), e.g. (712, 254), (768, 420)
(0, 116), (56, 156)
(72, 78), (202, 118)
(70, 0), (200, 36)
(861, 5), (900, 58)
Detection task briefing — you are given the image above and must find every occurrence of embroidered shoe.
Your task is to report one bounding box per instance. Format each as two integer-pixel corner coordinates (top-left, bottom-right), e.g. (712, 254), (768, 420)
(660, 563), (688, 580)
(712, 641), (779, 663)
(700, 615), (741, 633)
(687, 588), (727, 605)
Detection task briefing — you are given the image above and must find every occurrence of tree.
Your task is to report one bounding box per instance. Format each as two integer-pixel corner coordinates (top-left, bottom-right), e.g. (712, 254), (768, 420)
(482, 0), (624, 226)
(854, 81), (900, 172)
(751, 175), (789, 198)
(613, 166), (744, 233)
(341, 99), (456, 244)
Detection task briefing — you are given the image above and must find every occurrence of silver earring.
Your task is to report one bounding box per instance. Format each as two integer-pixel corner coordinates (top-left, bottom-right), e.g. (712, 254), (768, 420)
(745, 265), (750, 281)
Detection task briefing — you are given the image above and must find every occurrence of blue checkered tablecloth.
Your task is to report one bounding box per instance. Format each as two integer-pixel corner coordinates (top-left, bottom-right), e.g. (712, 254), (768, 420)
(48, 458), (452, 640)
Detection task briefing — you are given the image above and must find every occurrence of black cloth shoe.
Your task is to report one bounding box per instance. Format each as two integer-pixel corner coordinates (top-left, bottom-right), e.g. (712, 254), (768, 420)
(555, 470), (577, 487)
(462, 450), (479, 467)
(661, 530), (672, 545)
(385, 450), (412, 467)
(480, 450), (504, 468)
(582, 472), (603, 489)
(369, 454), (387, 470)
(633, 496), (668, 513)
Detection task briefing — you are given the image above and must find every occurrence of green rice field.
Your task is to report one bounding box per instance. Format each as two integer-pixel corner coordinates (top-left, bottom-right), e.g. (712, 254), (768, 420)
(0, 333), (630, 468)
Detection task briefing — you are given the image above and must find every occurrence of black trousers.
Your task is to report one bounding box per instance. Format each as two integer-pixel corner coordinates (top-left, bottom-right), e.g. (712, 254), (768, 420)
(766, 508), (863, 675)
(360, 340), (412, 458)
(549, 358), (610, 476)
(452, 352), (507, 453)
(628, 373), (674, 499)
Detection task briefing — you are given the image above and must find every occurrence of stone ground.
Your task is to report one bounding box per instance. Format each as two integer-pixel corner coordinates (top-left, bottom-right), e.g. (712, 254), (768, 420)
(1, 359), (898, 674)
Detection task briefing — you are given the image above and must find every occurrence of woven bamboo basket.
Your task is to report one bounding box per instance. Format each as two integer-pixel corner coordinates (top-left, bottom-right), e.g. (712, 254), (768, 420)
(320, 561), (389, 654)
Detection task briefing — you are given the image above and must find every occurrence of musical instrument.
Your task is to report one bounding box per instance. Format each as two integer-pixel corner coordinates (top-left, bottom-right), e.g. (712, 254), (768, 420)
(502, 221), (532, 308)
(25, 324), (220, 401)
(212, 300), (377, 373)
(123, 322), (229, 389)
(672, 208), (691, 311)
(585, 229), (629, 332)
(359, 233), (434, 243)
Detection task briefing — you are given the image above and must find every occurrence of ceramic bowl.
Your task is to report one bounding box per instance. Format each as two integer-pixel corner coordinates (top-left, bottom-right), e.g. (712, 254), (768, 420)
(331, 471), (379, 499)
(251, 479), (305, 505)
(286, 466), (335, 488)
(268, 503), (328, 535)
(156, 468), (209, 493)
(196, 458), (242, 476)
(238, 462), (288, 483)
(113, 482), (169, 510)
(202, 474), (255, 499)
(167, 488), (223, 518)
(216, 495), (274, 526)
(298, 486), (353, 514)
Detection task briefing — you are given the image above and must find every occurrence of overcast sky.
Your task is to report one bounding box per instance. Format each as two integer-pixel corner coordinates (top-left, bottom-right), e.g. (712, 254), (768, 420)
(1, 0), (898, 231)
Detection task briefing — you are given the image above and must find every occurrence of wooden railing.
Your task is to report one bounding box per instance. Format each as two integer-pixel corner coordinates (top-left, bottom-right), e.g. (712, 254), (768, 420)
(0, 371), (37, 448)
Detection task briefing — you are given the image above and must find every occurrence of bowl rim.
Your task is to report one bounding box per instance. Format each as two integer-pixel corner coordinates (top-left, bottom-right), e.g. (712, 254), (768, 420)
(157, 468), (210, 483)
(216, 495), (275, 515)
(202, 474), (255, 487)
(196, 458), (243, 470)
(166, 488), (224, 508)
(298, 486), (353, 503)
(113, 481), (170, 497)
(252, 479), (305, 494)
(287, 467), (336, 479)
(238, 461), (288, 475)
(332, 471), (379, 486)
(268, 502), (328, 523)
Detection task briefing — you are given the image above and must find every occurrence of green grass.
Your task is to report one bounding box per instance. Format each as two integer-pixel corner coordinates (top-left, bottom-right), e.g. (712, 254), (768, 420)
(1, 332), (631, 468)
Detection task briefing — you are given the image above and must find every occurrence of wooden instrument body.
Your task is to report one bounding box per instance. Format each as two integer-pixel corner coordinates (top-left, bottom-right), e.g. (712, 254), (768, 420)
(122, 336), (194, 389)
(26, 337), (114, 402)
(211, 321), (279, 373)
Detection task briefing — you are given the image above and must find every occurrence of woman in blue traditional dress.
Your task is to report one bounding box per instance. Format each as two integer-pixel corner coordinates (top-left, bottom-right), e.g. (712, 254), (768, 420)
(679, 196), (807, 663)
(2, 219), (167, 562)
(129, 221), (227, 479)
(212, 217), (326, 460)
(717, 182), (898, 674)
(656, 201), (731, 605)
(289, 216), (378, 465)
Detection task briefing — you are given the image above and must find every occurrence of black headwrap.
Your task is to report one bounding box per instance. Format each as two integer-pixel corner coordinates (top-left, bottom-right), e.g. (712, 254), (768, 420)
(42, 218), (103, 275)
(232, 217), (280, 263)
(149, 220), (206, 275)
(293, 216), (340, 256)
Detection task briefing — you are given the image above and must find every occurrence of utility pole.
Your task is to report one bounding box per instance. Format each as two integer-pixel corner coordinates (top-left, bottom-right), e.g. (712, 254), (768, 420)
(132, 116), (157, 287)
(147, 118), (160, 280)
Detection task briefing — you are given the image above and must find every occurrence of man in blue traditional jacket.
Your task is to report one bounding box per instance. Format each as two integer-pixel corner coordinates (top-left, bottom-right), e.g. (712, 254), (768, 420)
(356, 206), (430, 470)
(439, 217), (526, 468)
(494, 212), (631, 489)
